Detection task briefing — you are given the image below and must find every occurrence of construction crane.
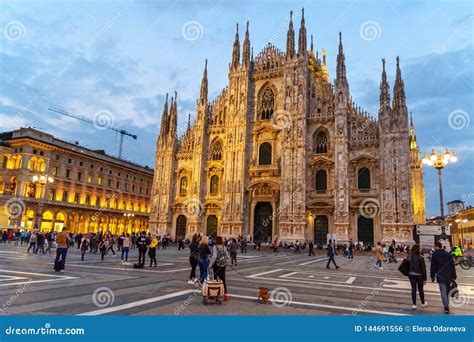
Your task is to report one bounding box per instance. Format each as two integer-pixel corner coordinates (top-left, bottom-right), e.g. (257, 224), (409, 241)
(48, 107), (137, 159)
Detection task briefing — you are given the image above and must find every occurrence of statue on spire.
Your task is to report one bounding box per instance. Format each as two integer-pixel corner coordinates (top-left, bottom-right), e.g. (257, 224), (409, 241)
(231, 23), (240, 69)
(298, 8), (307, 56)
(286, 11), (295, 58)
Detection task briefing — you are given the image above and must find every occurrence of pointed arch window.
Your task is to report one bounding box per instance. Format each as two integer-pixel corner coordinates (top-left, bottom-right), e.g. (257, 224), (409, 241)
(179, 176), (188, 196)
(210, 175), (219, 195)
(258, 142), (272, 165)
(358, 168), (371, 190)
(313, 130), (328, 154)
(210, 139), (223, 160)
(259, 86), (275, 120)
(315, 170), (327, 192)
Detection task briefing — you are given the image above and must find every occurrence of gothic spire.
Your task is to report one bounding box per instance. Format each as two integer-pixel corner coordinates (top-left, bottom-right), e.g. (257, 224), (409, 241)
(187, 112), (191, 131)
(393, 56), (406, 110)
(231, 23), (240, 69)
(242, 21), (251, 68)
(169, 91), (178, 137)
(286, 11), (295, 58)
(298, 8), (307, 56)
(409, 112), (418, 149)
(159, 93), (169, 137)
(379, 58), (390, 109)
(199, 59), (208, 105)
(310, 34), (314, 52)
(335, 32), (348, 90)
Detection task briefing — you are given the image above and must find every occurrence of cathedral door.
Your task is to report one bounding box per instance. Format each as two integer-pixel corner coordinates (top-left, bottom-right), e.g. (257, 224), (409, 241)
(206, 215), (218, 238)
(357, 216), (374, 245)
(314, 215), (329, 245)
(176, 215), (187, 239)
(253, 202), (272, 243)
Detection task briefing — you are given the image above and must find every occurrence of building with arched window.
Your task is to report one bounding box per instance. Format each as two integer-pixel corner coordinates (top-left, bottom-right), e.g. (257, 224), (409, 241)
(150, 10), (426, 245)
(0, 127), (153, 234)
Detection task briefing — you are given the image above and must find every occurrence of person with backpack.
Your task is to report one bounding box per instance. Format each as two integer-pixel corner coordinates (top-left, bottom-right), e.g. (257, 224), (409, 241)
(188, 234), (200, 284)
(406, 244), (428, 310)
(53, 227), (71, 271)
(308, 240), (315, 256)
(197, 236), (211, 284)
(209, 236), (229, 301)
(430, 241), (457, 314)
(136, 231), (148, 268)
(374, 242), (384, 269)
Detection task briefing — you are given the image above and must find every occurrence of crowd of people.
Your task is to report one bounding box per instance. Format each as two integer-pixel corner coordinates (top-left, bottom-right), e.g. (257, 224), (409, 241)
(1, 227), (466, 313)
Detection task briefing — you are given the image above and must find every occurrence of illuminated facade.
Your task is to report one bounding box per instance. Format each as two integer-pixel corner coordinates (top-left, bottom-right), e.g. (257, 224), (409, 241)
(446, 206), (474, 249)
(150, 10), (426, 244)
(0, 127), (153, 233)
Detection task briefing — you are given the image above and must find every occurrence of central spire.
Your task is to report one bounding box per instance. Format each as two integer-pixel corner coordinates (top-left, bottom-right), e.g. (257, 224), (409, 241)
(169, 91), (178, 137)
(231, 23), (240, 69)
(159, 93), (169, 137)
(298, 8), (307, 56)
(393, 56), (406, 110)
(286, 11), (295, 58)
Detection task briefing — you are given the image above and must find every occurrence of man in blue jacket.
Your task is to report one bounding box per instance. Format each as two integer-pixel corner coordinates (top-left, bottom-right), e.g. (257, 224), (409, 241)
(430, 241), (457, 314)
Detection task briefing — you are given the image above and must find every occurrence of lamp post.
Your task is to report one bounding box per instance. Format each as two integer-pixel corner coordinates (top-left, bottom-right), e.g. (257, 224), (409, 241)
(123, 212), (135, 234)
(31, 173), (54, 229)
(422, 149), (457, 240)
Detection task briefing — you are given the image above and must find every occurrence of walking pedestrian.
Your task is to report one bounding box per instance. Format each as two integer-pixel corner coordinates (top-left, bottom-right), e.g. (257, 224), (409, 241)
(326, 239), (339, 269)
(197, 236), (211, 284)
(106, 234), (116, 256)
(209, 236), (229, 301)
(308, 240), (315, 256)
(120, 233), (131, 263)
(136, 231), (148, 267)
(348, 240), (355, 259)
(27, 231), (37, 253)
(407, 244), (428, 309)
(374, 242), (384, 269)
(148, 235), (158, 267)
(229, 238), (238, 266)
(188, 234), (199, 284)
(240, 238), (247, 254)
(36, 233), (45, 254)
(99, 239), (107, 261)
(430, 241), (457, 314)
(80, 234), (89, 261)
(53, 227), (71, 271)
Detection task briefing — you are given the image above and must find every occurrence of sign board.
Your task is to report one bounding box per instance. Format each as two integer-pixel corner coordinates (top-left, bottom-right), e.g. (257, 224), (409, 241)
(439, 239), (451, 250)
(416, 225), (451, 236)
(419, 235), (435, 249)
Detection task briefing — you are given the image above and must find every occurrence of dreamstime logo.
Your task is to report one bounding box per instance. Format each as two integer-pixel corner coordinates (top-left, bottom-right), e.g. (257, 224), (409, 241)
(3, 197), (26, 219)
(448, 110), (470, 130)
(359, 21), (382, 41)
(271, 110), (292, 130)
(183, 198), (203, 217)
(270, 287), (292, 308)
(3, 21), (26, 41)
(449, 288), (470, 308)
(93, 110), (115, 130)
(359, 198), (380, 218)
(92, 287), (115, 308)
(181, 21), (204, 41)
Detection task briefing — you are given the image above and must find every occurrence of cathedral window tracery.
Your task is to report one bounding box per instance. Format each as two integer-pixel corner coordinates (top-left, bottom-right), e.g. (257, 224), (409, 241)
(313, 130), (328, 154)
(210, 139), (223, 160)
(258, 86), (275, 120)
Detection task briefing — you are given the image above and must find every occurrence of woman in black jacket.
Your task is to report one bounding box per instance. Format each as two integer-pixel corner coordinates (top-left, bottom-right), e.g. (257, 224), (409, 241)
(408, 244), (427, 309)
(188, 234), (200, 284)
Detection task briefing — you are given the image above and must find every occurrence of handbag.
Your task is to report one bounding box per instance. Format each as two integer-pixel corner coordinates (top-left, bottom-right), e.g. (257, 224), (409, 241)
(398, 258), (410, 276)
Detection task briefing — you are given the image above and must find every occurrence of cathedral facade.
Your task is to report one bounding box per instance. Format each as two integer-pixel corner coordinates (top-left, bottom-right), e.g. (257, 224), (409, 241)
(149, 10), (426, 245)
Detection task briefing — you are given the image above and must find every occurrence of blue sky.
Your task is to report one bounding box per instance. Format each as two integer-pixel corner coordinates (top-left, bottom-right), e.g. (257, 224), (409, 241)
(0, 0), (472, 217)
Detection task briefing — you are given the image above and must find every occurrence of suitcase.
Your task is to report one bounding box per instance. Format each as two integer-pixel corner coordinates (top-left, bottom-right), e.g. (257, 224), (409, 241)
(202, 269), (224, 305)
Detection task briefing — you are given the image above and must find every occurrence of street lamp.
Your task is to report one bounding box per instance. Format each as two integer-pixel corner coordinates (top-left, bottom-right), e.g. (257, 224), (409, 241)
(422, 148), (457, 240)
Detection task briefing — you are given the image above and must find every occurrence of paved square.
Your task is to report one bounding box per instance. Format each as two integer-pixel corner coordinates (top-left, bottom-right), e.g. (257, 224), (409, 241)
(0, 243), (473, 316)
